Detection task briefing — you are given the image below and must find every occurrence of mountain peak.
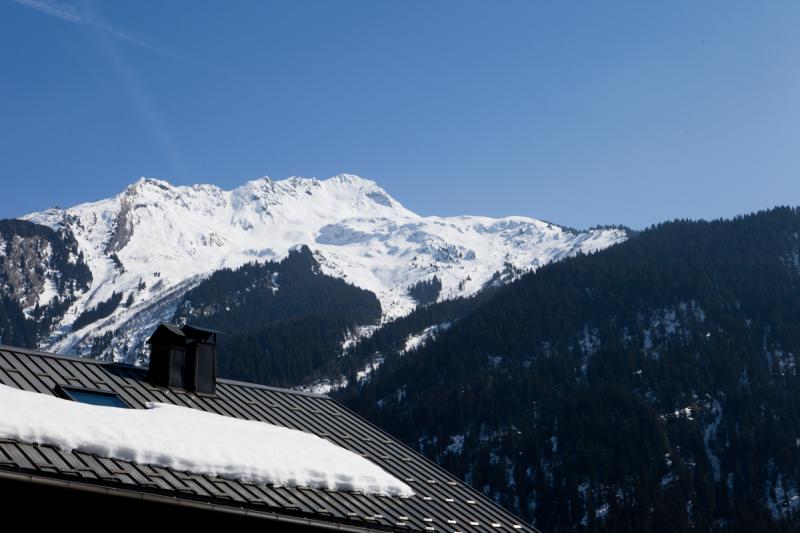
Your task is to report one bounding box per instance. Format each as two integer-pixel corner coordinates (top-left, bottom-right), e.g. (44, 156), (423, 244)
(18, 172), (627, 361)
(129, 177), (174, 192)
(321, 174), (404, 211)
(328, 173), (373, 185)
(116, 174), (393, 207)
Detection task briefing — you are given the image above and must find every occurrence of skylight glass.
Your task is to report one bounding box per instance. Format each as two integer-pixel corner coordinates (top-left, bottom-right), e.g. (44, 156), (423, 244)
(59, 387), (129, 409)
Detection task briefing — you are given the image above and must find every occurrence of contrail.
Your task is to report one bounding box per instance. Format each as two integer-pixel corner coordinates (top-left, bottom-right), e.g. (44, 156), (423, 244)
(96, 29), (189, 181)
(8, 0), (190, 177)
(8, 0), (185, 60)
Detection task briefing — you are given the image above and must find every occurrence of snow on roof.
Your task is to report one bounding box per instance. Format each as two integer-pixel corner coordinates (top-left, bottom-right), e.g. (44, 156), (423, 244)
(0, 385), (414, 497)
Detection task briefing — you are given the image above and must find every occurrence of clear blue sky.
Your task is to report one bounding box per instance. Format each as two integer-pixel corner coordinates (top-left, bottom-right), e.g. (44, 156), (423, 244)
(1, 1), (799, 229)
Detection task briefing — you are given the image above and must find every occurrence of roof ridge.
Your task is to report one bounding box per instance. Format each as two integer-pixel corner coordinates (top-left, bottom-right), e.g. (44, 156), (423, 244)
(217, 377), (330, 399)
(0, 344), (115, 364)
(0, 344), (329, 399)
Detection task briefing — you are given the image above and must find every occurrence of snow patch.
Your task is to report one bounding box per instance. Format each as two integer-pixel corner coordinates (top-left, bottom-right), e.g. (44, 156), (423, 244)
(766, 472), (800, 519)
(445, 434), (465, 456)
(341, 325), (379, 353)
(400, 322), (451, 354)
(704, 399), (722, 482)
(300, 353), (384, 395)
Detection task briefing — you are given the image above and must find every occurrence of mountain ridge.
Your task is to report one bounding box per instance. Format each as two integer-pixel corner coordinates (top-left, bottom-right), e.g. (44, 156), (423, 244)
(10, 173), (626, 362)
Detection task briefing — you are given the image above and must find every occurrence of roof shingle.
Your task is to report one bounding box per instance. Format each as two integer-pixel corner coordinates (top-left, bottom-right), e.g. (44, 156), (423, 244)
(0, 345), (536, 532)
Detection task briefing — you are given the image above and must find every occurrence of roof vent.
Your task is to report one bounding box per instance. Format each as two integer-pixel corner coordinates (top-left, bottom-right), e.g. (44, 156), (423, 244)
(146, 323), (220, 395)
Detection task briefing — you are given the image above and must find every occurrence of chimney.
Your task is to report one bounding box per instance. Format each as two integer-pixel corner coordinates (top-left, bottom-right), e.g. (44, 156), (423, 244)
(146, 323), (220, 395)
(182, 324), (219, 395)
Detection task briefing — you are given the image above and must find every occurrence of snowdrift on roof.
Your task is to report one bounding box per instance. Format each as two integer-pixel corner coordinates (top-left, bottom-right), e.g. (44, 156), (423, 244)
(0, 385), (414, 497)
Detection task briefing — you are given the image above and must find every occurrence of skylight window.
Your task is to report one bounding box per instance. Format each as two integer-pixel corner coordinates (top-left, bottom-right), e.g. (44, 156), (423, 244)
(56, 386), (129, 409)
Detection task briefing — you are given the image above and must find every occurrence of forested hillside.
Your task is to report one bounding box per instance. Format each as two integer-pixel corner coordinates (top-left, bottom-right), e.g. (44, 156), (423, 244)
(339, 207), (800, 532)
(174, 245), (382, 386)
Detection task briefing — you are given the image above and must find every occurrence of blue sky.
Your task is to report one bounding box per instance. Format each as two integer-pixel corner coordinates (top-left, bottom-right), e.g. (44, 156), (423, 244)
(1, 1), (799, 229)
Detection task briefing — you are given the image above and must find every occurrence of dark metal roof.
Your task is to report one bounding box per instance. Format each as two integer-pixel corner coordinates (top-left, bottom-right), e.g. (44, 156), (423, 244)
(0, 345), (536, 532)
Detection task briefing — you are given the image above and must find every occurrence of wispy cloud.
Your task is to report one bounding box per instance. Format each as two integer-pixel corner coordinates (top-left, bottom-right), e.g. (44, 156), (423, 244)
(9, 0), (189, 177)
(96, 29), (189, 180)
(8, 0), (184, 60)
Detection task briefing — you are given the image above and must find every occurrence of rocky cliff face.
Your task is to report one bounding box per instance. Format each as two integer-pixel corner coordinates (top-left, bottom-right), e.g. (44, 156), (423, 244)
(0, 219), (91, 347)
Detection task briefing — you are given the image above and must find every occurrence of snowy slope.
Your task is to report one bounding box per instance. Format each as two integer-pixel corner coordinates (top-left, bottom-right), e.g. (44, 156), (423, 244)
(21, 174), (626, 362)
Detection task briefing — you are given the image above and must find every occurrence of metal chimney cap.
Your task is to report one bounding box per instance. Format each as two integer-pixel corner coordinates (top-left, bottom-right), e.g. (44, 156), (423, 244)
(146, 323), (185, 344)
(182, 324), (223, 343)
(183, 324), (224, 335)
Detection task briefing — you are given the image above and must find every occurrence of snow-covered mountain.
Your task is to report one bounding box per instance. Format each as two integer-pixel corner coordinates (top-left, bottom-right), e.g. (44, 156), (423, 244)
(18, 174), (626, 362)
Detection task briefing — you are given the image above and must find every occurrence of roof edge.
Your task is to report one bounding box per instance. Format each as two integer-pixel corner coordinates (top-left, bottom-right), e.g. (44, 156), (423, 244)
(0, 468), (385, 532)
